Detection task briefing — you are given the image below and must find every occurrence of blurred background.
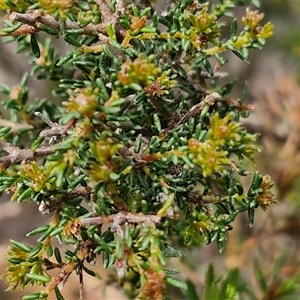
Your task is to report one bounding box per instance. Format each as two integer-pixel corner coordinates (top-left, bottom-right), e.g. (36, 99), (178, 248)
(1, 1), (300, 299)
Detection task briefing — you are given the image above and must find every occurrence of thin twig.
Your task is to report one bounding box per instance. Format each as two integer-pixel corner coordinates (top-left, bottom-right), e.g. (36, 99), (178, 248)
(35, 111), (74, 139)
(35, 111), (56, 127)
(0, 139), (56, 168)
(80, 211), (161, 226)
(7, 4), (126, 37)
(41, 242), (91, 296)
(177, 92), (221, 125)
(8, 11), (103, 35)
(80, 210), (161, 279)
(94, 0), (112, 23)
(199, 70), (228, 79)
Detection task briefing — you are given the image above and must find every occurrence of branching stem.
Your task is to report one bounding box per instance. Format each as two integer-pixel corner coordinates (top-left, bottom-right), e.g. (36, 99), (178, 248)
(7, 1), (126, 37)
(0, 139), (56, 168)
(177, 92), (221, 125)
(80, 211), (161, 227)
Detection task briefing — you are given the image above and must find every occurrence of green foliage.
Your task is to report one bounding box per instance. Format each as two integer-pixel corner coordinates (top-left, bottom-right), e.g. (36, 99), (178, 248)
(0, 0), (276, 299)
(182, 258), (300, 300)
(203, 264), (249, 300)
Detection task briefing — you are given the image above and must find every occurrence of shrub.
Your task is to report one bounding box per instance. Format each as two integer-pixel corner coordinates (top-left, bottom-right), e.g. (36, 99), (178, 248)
(0, 0), (275, 299)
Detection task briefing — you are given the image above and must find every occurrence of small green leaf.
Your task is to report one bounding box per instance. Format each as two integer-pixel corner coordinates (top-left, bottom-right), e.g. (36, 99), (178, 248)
(230, 19), (238, 38)
(109, 172), (120, 181)
(102, 251), (110, 268)
(128, 83), (142, 91)
(8, 257), (26, 264)
(31, 137), (44, 151)
(107, 24), (117, 40)
(56, 49), (84, 66)
(29, 243), (43, 257)
(54, 247), (62, 263)
(0, 126), (12, 137)
(203, 59), (214, 76)
(184, 280), (200, 300)
(153, 114), (161, 132)
(37, 23), (59, 37)
(26, 273), (51, 283)
(22, 293), (41, 300)
(251, 0), (260, 7)
(55, 286), (65, 300)
(17, 188), (33, 203)
(232, 49), (245, 61)
(46, 244), (53, 258)
(248, 207), (255, 226)
(64, 35), (82, 47)
(120, 18), (131, 29)
(49, 227), (64, 237)
(165, 276), (188, 291)
(30, 34), (40, 58)
(140, 26), (157, 33)
(164, 268), (180, 275)
(0, 22), (22, 35)
(140, 7), (152, 17)
(138, 235), (151, 252)
(10, 240), (33, 253)
(82, 265), (96, 277)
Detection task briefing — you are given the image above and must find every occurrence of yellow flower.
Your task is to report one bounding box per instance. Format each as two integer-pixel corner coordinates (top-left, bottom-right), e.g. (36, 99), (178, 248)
(242, 9), (264, 29)
(17, 161), (48, 192)
(117, 55), (159, 87)
(88, 137), (122, 181)
(188, 138), (230, 177)
(257, 22), (274, 39)
(208, 113), (241, 145)
(0, 0), (31, 11)
(257, 175), (277, 210)
(39, 0), (76, 17)
(64, 87), (99, 119)
(242, 9), (273, 39)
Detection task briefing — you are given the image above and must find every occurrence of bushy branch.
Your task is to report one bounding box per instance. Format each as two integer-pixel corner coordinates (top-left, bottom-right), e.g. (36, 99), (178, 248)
(0, 0), (276, 299)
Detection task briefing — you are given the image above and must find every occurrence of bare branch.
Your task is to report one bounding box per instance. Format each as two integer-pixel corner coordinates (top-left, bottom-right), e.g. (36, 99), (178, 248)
(7, 3), (126, 37)
(80, 211), (161, 227)
(8, 11), (103, 36)
(34, 112), (73, 139)
(177, 92), (221, 125)
(80, 210), (161, 279)
(94, 0), (112, 23)
(95, 0), (125, 23)
(199, 70), (228, 79)
(0, 139), (56, 168)
(34, 111), (56, 127)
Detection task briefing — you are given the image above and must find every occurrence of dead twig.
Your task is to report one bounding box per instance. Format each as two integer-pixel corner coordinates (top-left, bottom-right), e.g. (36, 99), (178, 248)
(0, 139), (56, 168)
(35, 111), (74, 140)
(7, 2), (126, 37)
(80, 211), (161, 227)
(177, 92), (220, 125)
(8, 11), (102, 36)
